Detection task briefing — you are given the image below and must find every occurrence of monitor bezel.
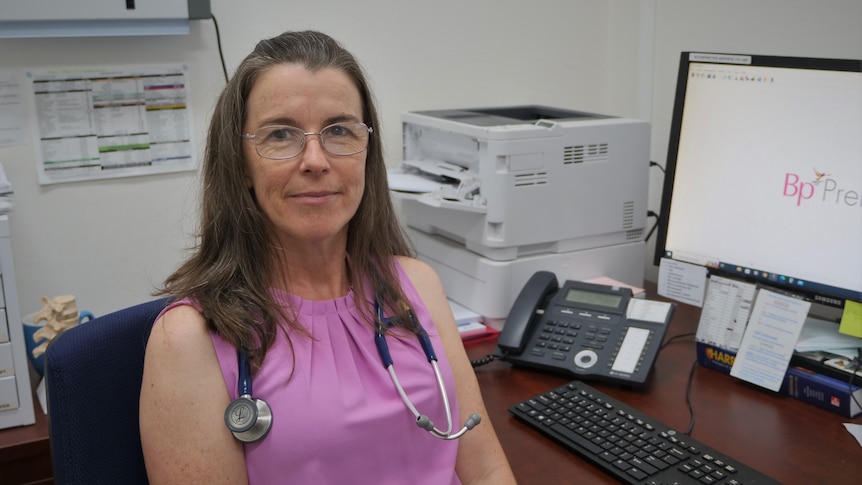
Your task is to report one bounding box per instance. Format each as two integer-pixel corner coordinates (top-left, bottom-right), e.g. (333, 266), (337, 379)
(653, 51), (862, 309)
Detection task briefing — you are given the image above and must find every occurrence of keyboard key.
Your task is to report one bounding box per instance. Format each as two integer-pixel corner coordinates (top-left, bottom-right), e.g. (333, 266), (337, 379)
(550, 423), (603, 455)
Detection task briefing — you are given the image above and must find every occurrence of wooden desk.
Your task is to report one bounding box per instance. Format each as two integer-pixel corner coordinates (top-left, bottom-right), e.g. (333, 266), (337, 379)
(3, 290), (860, 485)
(465, 291), (862, 485)
(0, 389), (52, 485)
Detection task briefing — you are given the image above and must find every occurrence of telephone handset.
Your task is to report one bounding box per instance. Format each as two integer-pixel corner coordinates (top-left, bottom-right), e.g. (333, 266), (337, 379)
(494, 271), (673, 387)
(497, 271), (559, 353)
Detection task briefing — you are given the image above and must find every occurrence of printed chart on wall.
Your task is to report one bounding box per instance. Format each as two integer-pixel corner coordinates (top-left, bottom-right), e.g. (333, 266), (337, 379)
(27, 64), (196, 185)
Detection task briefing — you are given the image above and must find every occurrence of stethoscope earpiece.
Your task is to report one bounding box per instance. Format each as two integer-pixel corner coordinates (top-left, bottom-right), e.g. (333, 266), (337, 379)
(416, 414), (435, 431)
(414, 412), (482, 440)
(375, 300), (481, 441)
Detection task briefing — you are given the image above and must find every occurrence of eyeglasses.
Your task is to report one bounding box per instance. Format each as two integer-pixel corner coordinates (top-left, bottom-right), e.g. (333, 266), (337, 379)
(242, 121), (373, 160)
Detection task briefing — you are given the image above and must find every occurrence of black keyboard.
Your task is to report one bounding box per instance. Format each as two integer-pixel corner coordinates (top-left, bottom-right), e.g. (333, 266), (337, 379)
(510, 381), (781, 485)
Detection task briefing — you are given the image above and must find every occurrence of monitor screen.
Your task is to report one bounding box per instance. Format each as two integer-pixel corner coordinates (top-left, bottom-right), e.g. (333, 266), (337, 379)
(654, 52), (862, 310)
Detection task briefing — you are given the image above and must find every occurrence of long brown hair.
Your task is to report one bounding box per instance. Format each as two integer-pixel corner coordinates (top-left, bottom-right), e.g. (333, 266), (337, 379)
(158, 31), (415, 369)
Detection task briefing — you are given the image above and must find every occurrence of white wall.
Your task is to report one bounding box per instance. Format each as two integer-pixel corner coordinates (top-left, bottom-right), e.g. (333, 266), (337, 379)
(0, 31), (218, 318)
(644, 0), (862, 281)
(0, 0), (636, 317)
(0, 0), (858, 317)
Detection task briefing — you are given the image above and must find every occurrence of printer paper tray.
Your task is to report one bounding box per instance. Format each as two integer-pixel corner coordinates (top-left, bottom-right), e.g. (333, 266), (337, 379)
(392, 190), (487, 214)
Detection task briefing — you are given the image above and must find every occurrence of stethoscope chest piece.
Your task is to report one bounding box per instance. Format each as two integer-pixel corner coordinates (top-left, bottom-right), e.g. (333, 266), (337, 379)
(225, 395), (273, 442)
(225, 396), (258, 433)
(225, 350), (273, 443)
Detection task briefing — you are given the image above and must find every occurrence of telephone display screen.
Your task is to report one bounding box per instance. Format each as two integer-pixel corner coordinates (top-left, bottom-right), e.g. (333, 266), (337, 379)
(565, 289), (622, 309)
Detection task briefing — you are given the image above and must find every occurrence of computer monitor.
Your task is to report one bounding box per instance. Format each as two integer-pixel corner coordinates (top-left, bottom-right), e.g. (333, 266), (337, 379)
(654, 52), (862, 316)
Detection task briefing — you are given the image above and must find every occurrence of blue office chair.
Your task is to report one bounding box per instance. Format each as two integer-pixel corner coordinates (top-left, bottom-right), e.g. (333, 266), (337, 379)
(44, 298), (169, 485)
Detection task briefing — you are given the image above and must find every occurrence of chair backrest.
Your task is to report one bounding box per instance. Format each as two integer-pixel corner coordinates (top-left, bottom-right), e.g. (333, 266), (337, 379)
(44, 298), (168, 485)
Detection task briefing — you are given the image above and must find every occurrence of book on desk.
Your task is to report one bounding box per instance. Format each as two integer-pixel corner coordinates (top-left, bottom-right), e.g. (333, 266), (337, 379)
(691, 276), (862, 418)
(697, 341), (861, 418)
(782, 365), (861, 418)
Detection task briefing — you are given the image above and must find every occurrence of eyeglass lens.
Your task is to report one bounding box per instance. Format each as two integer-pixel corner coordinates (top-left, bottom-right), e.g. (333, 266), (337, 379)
(249, 122), (370, 160)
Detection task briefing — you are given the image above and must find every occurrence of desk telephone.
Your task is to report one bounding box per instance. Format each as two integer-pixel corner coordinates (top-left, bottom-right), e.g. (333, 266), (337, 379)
(494, 271), (674, 387)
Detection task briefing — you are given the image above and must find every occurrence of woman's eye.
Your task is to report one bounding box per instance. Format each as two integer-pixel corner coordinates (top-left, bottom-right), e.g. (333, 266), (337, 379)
(326, 124), (351, 137)
(269, 128), (296, 141)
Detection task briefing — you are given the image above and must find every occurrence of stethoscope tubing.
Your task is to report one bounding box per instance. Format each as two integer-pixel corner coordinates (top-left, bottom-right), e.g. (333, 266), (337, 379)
(238, 350), (253, 397)
(227, 299), (479, 442)
(385, 359), (455, 436)
(375, 301), (466, 439)
(226, 350), (273, 442)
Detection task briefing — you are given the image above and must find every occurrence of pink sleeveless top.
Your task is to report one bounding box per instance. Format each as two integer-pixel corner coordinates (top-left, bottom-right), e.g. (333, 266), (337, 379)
(162, 261), (462, 484)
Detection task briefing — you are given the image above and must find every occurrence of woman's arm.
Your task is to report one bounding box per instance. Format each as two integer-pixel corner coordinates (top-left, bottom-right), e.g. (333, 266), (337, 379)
(140, 304), (248, 484)
(398, 257), (517, 485)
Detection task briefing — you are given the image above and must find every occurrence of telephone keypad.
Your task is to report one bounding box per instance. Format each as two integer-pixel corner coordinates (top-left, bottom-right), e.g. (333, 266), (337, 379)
(532, 317), (611, 355)
(525, 311), (664, 383)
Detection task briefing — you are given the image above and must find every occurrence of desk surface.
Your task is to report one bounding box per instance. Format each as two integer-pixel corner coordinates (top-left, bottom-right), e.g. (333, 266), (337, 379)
(0, 388), (52, 485)
(465, 288), (862, 485)
(2, 287), (861, 485)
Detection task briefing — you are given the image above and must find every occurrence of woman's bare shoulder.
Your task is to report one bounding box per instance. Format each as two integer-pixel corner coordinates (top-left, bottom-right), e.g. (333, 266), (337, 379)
(395, 256), (440, 287)
(141, 304), (246, 483)
(147, 303), (212, 358)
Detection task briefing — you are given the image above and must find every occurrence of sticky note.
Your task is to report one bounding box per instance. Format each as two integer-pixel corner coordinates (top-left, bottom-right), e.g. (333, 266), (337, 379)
(839, 300), (862, 338)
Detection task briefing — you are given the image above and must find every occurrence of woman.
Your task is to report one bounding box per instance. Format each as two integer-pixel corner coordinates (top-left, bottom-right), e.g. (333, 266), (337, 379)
(139, 30), (516, 485)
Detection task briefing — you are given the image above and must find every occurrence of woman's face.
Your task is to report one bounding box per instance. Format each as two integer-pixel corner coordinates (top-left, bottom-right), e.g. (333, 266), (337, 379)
(242, 64), (366, 250)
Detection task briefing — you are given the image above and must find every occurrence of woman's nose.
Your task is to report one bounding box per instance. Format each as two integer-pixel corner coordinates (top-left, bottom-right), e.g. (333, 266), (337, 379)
(299, 135), (330, 172)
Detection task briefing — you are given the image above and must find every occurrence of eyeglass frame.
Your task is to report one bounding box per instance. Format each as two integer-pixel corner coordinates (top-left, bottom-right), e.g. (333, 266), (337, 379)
(241, 121), (373, 160)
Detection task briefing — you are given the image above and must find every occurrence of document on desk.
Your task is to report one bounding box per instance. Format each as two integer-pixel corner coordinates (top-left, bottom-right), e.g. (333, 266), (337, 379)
(696, 275), (757, 352)
(657, 258), (707, 307)
(730, 289), (811, 391)
(626, 299), (673, 324)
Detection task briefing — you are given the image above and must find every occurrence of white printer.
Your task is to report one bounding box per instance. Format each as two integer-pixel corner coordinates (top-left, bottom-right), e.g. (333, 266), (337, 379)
(389, 106), (650, 320)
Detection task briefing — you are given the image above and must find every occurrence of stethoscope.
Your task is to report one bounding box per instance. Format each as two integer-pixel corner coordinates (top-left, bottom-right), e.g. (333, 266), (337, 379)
(224, 349), (274, 442)
(373, 300), (481, 440)
(224, 300), (481, 443)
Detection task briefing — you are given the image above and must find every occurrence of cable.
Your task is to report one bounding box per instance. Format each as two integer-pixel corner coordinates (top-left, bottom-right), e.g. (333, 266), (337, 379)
(649, 161), (666, 173)
(471, 354), (498, 368)
(848, 349), (861, 414)
(655, 332), (699, 434)
(646, 160), (665, 243)
(210, 15), (229, 83)
(645, 210), (660, 243)
(683, 359), (698, 435)
(659, 332), (696, 351)
(848, 370), (861, 414)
